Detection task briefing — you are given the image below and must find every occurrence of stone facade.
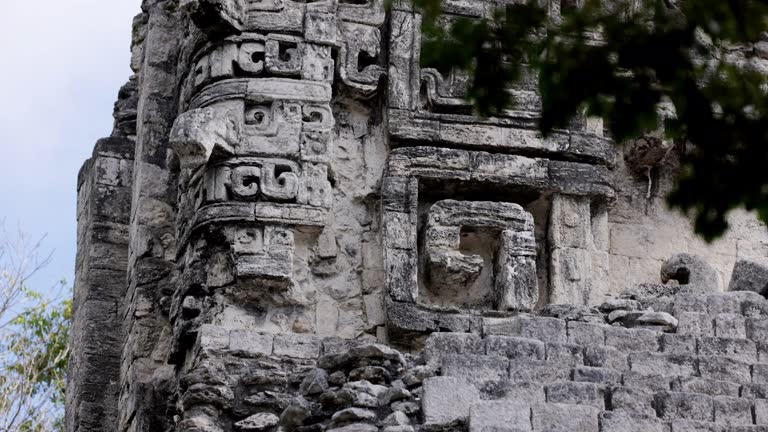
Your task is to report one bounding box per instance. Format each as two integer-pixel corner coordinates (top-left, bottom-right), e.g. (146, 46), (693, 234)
(66, 1), (768, 431)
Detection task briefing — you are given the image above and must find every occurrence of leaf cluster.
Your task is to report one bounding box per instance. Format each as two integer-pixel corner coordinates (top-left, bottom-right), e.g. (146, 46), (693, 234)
(412, 0), (768, 240)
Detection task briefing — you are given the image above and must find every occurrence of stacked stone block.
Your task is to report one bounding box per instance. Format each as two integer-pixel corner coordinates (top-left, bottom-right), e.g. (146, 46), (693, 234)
(67, 137), (134, 431)
(181, 289), (768, 432)
(420, 292), (768, 431)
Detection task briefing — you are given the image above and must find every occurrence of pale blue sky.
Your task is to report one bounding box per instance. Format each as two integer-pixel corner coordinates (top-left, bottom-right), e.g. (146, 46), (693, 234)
(0, 1), (141, 292)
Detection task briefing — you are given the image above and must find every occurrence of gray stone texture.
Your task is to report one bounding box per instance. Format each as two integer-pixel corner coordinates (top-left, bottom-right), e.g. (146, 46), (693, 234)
(729, 259), (768, 296)
(469, 401), (532, 432)
(422, 377), (479, 425)
(531, 403), (599, 431)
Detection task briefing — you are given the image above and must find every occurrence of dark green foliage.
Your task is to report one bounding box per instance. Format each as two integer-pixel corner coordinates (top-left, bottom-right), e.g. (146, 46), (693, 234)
(410, 0), (768, 241)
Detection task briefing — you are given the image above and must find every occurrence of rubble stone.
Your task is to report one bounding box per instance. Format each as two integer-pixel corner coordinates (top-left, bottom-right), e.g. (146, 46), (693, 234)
(235, 413), (280, 431)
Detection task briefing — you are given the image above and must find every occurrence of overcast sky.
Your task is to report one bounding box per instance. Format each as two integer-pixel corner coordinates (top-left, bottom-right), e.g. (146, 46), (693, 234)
(0, 1), (141, 293)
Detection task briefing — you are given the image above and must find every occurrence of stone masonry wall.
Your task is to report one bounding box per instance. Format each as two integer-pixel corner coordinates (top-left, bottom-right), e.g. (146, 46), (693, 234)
(66, 0), (768, 431)
(419, 289), (768, 432)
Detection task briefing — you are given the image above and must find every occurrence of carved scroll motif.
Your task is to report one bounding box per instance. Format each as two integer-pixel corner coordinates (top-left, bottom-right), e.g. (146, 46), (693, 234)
(201, 159), (312, 204)
(191, 34), (324, 92)
(338, 22), (385, 97)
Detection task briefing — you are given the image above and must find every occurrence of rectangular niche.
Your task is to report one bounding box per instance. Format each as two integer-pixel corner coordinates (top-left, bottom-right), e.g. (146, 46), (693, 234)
(381, 146), (614, 340)
(415, 179), (551, 312)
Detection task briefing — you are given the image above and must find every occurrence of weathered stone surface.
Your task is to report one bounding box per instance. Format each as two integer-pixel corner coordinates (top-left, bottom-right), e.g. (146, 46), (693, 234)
(483, 315), (567, 343)
(661, 334), (697, 355)
(605, 327), (660, 352)
(755, 398), (768, 424)
(698, 356), (752, 383)
(235, 412), (279, 431)
(656, 391), (714, 422)
(729, 259), (768, 295)
(670, 420), (727, 432)
(712, 396), (752, 426)
(274, 334), (322, 359)
(330, 408), (377, 426)
(326, 424), (379, 432)
(748, 318), (768, 344)
(485, 336), (546, 361)
(509, 360), (571, 383)
(230, 330), (274, 356)
(599, 412), (667, 432)
(299, 369), (329, 396)
(661, 253), (721, 292)
(698, 337), (756, 362)
(545, 343), (584, 366)
(608, 386), (655, 417)
(584, 345), (628, 369)
(567, 321), (607, 345)
(629, 352), (697, 377)
(425, 200), (538, 311)
(531, 403), (599, 432)
(621, 371), (672, 392)
(424, 333), (484, 366)
(422, 377), (479, 425)
(469, 401), (532, 432)
(636, 311), (678, 329)
(678, 312), (715, 337)
(546, 382), (605, 409)
(383, 411), (410, 427)
(713, 314), (747, 339)
(671, 377), (740, 397)
(68, 2), (768, 431)
(441, 354), (509, 382)
(349, 366), (391, 384)
(475, 380), (545, 404)
(573, 366), (622, 384)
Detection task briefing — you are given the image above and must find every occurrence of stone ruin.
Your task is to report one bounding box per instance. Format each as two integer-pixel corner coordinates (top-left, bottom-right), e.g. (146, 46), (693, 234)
(66, 1), (768, 431)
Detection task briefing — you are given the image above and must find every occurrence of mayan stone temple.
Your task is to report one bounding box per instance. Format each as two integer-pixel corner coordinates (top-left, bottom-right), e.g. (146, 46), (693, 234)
(67, 1), (768, 431)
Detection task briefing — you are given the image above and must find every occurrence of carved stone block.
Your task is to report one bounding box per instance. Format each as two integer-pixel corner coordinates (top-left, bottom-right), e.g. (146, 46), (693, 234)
(425, 200), (538, 311)
(228, 224), (294, 286)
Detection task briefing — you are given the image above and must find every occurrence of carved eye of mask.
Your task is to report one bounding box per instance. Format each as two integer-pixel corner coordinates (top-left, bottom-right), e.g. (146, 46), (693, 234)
(245, 105), (271, 127)
(303, 110), (323, 123)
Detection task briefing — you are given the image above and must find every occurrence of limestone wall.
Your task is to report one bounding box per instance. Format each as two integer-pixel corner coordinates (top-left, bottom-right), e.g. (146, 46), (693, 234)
(607, 152), (768, 298)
